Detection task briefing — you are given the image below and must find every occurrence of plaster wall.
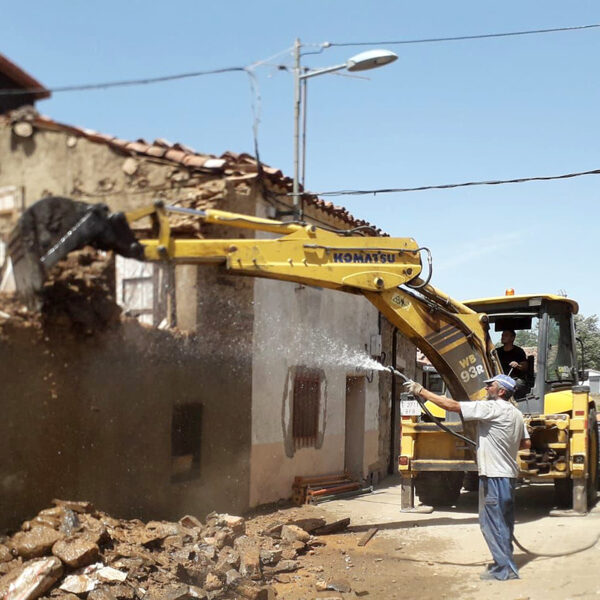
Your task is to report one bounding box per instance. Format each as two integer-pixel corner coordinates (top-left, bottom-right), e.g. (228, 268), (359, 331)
(249, 203), (383, 503)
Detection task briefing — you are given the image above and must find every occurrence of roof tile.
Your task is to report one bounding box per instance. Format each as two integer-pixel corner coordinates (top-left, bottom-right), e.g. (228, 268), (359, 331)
(7, 112), (382, 232)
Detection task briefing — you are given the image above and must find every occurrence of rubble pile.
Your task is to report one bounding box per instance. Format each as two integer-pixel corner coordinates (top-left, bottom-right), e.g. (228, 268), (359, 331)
(0, 294), (38, 330)
(39, 249), (121, 334)
(1, 248), (122, 337)
(0, 501), (333, 600)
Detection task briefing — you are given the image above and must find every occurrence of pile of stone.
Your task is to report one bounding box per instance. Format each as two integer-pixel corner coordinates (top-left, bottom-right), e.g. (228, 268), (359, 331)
(1, 248), (119, 337)
(39, 249), (121, 334)
(0, 501), (333, 600)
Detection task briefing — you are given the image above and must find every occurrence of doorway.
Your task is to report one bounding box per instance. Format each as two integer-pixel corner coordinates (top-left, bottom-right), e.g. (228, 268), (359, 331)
(345, 376), (366, 481)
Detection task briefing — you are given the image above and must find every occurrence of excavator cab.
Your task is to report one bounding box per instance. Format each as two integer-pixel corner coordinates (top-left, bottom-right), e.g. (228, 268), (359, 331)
(463, 294), (580, 416)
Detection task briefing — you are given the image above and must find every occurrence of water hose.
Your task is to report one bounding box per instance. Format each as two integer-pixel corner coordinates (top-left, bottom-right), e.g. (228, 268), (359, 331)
(389, 367), (476, 448)
(388, 367), (600, 557)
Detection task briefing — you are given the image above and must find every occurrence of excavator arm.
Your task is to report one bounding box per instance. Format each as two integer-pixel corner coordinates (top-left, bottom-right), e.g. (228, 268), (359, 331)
(8, 197), (498, 400)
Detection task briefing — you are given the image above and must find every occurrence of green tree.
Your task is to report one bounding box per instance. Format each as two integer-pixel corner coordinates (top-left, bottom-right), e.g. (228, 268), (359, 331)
(515, 328), (538, 347)
(575, 314), (600, 371)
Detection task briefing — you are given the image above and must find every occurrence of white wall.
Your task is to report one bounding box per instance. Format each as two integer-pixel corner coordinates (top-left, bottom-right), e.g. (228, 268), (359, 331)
(250, 250), (381, 505)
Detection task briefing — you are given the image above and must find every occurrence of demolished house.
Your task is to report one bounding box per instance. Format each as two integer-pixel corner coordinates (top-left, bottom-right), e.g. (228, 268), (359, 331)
(0, 53), (416, 529)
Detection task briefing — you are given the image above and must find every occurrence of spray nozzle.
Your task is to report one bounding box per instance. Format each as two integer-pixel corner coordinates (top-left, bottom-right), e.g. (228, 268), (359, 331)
(388, 366), (410, 383)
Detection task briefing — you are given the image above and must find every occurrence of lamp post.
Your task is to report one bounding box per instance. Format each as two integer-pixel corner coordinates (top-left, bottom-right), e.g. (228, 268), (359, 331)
(292, 39), (398, 220)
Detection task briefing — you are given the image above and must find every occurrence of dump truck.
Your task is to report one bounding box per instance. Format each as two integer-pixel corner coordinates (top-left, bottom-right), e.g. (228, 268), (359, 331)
(8, 197), (598, 513)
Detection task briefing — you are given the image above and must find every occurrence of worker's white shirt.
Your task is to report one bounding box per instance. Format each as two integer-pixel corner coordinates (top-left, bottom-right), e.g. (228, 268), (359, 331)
(459, 400), (529, 478)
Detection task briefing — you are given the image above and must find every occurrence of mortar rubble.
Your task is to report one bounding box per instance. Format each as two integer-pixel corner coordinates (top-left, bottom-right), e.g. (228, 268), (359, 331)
(0, 501), (336, 600)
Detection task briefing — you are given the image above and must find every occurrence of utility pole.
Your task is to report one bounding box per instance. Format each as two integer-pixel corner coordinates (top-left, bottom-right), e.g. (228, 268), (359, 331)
(292, 38), (303, 220)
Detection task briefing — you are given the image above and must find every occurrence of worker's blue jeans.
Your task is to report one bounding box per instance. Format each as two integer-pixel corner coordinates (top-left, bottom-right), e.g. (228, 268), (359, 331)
(479, 476), (519, 580)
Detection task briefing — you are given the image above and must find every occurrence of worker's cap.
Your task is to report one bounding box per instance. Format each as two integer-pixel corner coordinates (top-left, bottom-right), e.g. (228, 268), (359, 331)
(484, 374), (516, 392)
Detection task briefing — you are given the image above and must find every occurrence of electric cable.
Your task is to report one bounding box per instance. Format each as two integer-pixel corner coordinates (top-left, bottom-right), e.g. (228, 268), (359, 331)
(0, 45), (293, 96)
(308, 167), (600, 197)
(0, 66), (247, 96)
(327, 23), (600, 47)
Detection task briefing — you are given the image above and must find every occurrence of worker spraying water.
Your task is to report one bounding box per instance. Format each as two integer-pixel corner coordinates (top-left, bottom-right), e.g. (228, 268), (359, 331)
(394, 367), (530, 580)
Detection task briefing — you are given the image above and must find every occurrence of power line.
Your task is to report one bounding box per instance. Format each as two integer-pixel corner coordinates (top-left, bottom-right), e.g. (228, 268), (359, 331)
(327, 23), (600, 47)
(0, 45), (294, 97)
(307, 167), (600, 197)
(0, 66), (247, 96)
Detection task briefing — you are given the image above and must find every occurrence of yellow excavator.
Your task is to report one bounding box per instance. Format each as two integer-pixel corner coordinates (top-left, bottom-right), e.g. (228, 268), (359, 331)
(8, 197), (598, 513)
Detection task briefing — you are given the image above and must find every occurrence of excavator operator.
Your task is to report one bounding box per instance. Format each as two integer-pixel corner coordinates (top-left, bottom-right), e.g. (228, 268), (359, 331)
(403, 374), (531, 581)
(497, 329), (528, 398)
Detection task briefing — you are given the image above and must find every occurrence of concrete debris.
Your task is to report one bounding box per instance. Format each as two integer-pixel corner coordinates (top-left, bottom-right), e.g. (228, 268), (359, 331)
(0, 504), (353, 600)
(177, 517), (202, 531)
(324, 579), (351, 593)
(3, 557), (63, 600)
(0, 250), (119, 337)
(60, 572), (97, 594)
(0, 545), (13, 563)
(87, 587), (117, 600)
(10, 528), (65, 559)
(96, 567), (127, 583)
(288, 518), (326, 533)
(280, 525), (310, 544)
(52, 539), (99, 568)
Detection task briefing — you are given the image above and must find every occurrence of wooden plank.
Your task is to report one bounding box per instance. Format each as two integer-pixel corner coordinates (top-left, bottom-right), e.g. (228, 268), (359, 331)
(312, 518), (351, 535)
(357, 527), (378, 547)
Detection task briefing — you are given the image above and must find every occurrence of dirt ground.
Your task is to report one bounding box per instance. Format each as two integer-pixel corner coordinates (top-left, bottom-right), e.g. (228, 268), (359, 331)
(262, 476), (600, 600)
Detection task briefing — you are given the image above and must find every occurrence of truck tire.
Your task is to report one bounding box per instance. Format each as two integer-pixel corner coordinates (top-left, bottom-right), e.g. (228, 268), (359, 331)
(463, 472), (479, 492)
(415, 471), (463, 507)
(553, 477), (571, 508)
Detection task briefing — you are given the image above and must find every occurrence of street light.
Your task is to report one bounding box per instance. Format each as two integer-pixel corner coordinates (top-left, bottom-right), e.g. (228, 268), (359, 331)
(292, 40), (398, 219)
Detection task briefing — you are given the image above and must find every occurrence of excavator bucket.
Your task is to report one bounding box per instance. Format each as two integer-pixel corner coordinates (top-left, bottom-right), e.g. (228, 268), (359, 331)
(8, 196), (144, 305)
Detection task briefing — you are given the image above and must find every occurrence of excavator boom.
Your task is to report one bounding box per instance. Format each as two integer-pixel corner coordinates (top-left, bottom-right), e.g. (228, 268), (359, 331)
(8, 197), (497, 400)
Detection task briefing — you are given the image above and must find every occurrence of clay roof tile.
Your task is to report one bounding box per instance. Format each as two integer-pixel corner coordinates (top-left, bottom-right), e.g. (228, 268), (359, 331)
(17, 113), (380, 231)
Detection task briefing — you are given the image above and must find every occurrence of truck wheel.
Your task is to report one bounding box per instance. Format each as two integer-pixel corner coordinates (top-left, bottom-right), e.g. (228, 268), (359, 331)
(415, 471), (463, 507)
(463, 472), (479, 492)
(553, 477), (572, 508)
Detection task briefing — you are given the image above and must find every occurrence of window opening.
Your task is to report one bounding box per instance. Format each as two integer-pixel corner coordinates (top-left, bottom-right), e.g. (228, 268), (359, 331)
(292, 369), (321, 449)
(171, 403), (202, 482)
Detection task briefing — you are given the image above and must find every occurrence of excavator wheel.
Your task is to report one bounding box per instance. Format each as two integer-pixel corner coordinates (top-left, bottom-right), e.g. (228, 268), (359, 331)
(415, 471), (463, 507)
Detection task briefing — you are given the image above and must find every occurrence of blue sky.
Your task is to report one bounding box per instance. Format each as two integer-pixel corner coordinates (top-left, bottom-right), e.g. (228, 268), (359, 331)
(3, 1), (599, 315)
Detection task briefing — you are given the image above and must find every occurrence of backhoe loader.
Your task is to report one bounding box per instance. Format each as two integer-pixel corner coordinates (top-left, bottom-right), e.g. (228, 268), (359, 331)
(7, 197), (598, 513)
